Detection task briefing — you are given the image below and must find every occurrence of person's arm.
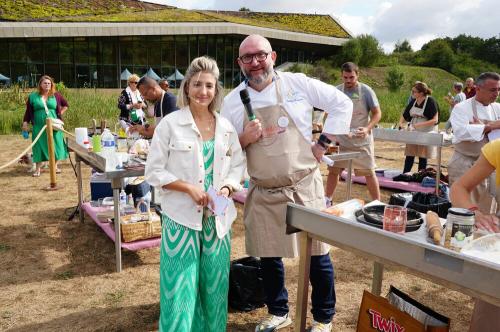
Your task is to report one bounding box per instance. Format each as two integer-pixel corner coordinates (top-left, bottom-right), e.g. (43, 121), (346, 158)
(221, 126), (246, 194)
(450, 154), (499, 232)
(238, 119), (262, 149)
(414, 112), (438, 129)
(57, 92), (69, 116)
(402, 101), (413, 123)
(117, 91), (130, 118)
(450, 101), (486, 141)
(22, 95), (33, 131)
(129, 123), (155, 138)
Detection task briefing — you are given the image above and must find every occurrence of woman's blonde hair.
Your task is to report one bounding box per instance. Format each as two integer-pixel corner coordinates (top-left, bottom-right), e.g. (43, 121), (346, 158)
(37, 75), (56, 96)
(127, 74), (140, 84)
(177, 56), (223, 114)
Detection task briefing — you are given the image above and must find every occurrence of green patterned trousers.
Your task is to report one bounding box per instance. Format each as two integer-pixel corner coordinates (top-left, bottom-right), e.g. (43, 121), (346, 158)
(159, 213), (231, 332)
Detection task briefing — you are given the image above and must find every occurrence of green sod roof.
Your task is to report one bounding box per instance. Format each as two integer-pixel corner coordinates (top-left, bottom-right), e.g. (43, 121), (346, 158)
(0, 0), (350, 38)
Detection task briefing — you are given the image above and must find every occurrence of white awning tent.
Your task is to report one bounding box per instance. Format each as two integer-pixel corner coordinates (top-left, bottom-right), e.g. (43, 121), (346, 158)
(144, 67), (161, 81)
(120, 68), (132, 81)
(166, 69), (184, 81)
(0, 73), (11, 86)
(166, 69), (185, 87)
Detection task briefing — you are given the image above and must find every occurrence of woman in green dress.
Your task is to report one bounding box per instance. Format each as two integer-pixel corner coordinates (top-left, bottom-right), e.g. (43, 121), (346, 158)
(22, 75), (69, 177)
(145, 56), (245, 331)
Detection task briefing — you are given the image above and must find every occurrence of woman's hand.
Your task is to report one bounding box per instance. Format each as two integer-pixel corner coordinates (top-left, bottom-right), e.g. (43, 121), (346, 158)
(22, 122), (29, 131)
(474, 211), (500, 233)
(219, 187), (230, 198)
(187, 184), (212, 207)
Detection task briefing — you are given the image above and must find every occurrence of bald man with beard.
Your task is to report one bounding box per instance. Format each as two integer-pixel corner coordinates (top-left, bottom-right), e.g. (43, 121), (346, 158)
(221, 34), (353, 332)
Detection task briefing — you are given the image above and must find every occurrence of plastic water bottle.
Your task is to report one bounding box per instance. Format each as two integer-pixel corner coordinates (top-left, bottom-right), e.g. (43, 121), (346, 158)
(119, 189), (127, 215)
(100, 128), (117, 171)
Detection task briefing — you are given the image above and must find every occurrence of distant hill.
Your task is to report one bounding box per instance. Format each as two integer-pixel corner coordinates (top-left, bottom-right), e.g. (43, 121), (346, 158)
(358, 65), (461, 91)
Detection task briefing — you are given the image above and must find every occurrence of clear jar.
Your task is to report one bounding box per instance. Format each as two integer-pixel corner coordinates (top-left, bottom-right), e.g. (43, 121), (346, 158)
(445, 208), (475, 251)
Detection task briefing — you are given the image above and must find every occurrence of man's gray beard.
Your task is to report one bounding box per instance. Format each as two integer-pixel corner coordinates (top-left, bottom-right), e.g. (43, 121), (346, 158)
(244, 67), (273, 85)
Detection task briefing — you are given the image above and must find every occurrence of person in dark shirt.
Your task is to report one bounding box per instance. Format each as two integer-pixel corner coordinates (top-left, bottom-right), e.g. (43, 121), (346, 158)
(398, 82), (439, 173)
(117, 74), (146, 125)
(131, 77), (179, 138)
(464, 77), (476, 99)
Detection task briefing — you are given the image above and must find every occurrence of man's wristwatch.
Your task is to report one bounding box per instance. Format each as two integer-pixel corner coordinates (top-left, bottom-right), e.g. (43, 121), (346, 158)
(317, 134), (331, 149)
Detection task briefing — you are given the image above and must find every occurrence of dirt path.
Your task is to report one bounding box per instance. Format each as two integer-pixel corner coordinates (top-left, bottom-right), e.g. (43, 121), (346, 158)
(0, 135), (472, 331)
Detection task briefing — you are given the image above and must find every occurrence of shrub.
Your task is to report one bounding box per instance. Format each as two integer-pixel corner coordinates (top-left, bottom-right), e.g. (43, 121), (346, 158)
(357, 34), (384, 67)
(386, 66), (405, 92)
(418, 39), (455, 72)
(393, 39), (413, 53)
(337, 39), (362, 66)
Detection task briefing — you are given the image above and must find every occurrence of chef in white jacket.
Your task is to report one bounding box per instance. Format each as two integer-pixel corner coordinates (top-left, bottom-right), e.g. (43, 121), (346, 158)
(449, 72), (500, 213)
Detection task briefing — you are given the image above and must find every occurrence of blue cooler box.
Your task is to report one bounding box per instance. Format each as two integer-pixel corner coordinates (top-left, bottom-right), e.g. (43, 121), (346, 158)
(90, 172), (113, 201)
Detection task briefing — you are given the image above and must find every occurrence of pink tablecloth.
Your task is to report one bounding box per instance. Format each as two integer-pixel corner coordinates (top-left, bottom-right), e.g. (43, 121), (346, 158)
(82, 202), (161, 251)
(340, 171), (435, 193)
(232, 189), (248, 204)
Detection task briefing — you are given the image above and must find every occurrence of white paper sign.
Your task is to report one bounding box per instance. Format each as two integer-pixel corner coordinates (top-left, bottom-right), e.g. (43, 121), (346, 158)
(207, 186), (230, 217)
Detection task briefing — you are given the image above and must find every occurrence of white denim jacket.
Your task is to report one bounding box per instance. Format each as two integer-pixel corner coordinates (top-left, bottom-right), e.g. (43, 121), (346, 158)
(145, 107), (245, 238)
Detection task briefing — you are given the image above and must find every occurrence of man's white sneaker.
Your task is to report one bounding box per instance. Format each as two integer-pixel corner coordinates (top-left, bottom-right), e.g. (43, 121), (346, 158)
(255, 313), (292, 332)
(310, 320), (332, 332)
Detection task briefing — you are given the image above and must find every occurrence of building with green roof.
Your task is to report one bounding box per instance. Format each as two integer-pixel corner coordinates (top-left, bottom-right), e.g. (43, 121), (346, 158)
(0, 0), (351, 88)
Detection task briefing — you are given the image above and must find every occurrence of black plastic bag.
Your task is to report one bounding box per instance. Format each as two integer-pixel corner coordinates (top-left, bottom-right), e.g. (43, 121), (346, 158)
(228, 256), (266, 312)
(389, 192), (451, 218)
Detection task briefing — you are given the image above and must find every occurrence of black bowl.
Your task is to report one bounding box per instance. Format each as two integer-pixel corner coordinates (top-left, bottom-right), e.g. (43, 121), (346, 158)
(354, 209), (423, 232)
(361, 205), (422, 226)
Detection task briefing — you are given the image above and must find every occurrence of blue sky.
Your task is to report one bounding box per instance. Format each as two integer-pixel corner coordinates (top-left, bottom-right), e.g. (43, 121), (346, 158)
(145, 0), (499, 52)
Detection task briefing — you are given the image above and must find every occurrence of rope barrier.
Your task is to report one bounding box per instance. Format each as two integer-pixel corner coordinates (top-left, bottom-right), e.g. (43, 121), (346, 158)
(0, 124), (48, 171)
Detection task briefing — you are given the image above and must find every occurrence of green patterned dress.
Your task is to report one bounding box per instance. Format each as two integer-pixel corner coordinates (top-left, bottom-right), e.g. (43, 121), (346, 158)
(159, 138), (231, 332)
(29, 92), (68, 163)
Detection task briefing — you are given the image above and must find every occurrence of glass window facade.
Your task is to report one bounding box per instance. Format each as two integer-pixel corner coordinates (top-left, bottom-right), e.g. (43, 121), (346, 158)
(0, 34), (320, 88)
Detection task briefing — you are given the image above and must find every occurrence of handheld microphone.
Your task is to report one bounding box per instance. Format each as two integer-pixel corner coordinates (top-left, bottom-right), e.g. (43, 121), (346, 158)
(239, 89), (256, 121)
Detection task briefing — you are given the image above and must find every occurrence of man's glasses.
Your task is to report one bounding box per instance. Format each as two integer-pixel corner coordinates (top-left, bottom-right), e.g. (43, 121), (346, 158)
(239, 52), (269, 64)
(129, 81), (138, 84)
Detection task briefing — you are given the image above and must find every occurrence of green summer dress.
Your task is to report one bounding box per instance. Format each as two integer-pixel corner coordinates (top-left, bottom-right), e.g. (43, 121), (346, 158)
(159, 138), (231, 332)
(29, 92), (68, 163)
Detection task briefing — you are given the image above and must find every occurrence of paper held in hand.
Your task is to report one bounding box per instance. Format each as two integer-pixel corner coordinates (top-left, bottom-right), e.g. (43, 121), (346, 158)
(207, 186), (230, 217)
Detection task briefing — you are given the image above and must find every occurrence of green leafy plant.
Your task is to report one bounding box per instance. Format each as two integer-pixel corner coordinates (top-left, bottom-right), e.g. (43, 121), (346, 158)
(386, 66), (405, 92)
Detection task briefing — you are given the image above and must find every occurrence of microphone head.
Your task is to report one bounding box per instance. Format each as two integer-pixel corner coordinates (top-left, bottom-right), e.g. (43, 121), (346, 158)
(239, 89), (251, 104)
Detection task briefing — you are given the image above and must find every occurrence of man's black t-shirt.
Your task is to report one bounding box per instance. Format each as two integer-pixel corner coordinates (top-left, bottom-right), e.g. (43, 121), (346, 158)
(155, 91), (179, 118)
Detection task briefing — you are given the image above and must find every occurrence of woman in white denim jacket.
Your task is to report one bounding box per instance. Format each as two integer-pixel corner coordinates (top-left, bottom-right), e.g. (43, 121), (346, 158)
(145, 56), (245, 332)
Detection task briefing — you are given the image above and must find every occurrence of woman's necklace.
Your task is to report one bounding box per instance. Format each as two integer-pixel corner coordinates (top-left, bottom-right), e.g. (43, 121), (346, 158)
(194, 116), (215, 132)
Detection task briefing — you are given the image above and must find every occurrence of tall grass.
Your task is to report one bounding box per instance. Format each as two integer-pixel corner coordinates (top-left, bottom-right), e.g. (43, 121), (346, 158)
(0, 87), (129, 134)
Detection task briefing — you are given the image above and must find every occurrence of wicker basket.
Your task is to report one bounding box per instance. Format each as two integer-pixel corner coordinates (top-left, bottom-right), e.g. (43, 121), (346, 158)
(120, 201), (161, 242)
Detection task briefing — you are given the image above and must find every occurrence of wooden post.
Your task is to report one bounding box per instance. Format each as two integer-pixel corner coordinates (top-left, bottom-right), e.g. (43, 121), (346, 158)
(295, 232), (312, 332)
(46, 118), (57, 189)
(371, 261), (384, 295)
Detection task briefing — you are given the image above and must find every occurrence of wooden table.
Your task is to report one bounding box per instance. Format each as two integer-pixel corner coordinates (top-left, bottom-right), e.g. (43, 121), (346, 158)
(285, 203), (500, 331)
(68, 137), (145, 272)
(372, 128), (450, 194)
